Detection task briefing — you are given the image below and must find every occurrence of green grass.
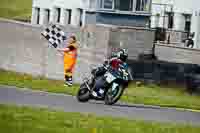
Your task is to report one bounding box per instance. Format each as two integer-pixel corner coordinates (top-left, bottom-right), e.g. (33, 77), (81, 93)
(122, 84), (200, 110)
(0, 104), (200, 133)
(0, 0), (32, 21)
(0, 69), (200, 110)
(0, 69), (79, 95)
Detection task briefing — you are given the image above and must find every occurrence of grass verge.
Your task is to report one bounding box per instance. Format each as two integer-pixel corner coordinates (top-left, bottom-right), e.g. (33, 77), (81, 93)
(0, 104), (200, 133)
(0, 69), (200, 110)
(0, 0), (32, 21)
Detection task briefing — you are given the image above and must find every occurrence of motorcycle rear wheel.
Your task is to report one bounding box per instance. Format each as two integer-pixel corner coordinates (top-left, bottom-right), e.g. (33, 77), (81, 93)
(77, 84), (90, 102)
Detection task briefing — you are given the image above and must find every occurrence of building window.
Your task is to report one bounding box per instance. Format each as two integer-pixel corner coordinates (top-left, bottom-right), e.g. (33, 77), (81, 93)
(100, 0), (133, 11)
(79, 9), (83, 26)
(115, 0), (133, 11)
(99, 0), (150, 12)
(68, 9), (72, 24)
(100, 0), (114, 9)
(184, 14), (191, 32)
(136, 0), (150, 12)
(185, 21), (191, 32)
(46, 9), (50, 23)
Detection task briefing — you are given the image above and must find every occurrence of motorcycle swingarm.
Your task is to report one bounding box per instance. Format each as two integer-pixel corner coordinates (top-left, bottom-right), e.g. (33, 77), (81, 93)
(83, 81), (93, 91)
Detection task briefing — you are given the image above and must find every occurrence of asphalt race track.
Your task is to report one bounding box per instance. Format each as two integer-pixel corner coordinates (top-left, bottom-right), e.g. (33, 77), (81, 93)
(0, 85), (200, 126)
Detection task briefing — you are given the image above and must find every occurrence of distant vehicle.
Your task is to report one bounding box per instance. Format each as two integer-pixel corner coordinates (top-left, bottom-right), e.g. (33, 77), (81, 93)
(185, 66), (200, 94)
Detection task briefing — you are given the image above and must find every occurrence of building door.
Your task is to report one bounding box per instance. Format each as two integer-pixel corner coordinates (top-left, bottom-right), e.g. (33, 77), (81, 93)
(36, 8), (40, 24)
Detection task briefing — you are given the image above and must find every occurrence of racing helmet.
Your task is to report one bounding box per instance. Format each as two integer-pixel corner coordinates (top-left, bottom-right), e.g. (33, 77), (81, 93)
(117, 48), (128, 62)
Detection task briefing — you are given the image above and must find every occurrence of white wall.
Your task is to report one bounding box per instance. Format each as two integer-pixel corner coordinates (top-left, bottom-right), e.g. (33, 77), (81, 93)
(33, 0), (55, 9)
(152, 0), (173, 5)
(32, 0), (86, 26)
(33, 0), (84, 9)
(154, 0), (200, 18)
(151, 0), (173, 28)
(0, 18), (110, 83)
(173, 13), (185, 31)
(170, 0), (200, 48)
(54, 0), (82, 9)
(173, 0), (199, 14)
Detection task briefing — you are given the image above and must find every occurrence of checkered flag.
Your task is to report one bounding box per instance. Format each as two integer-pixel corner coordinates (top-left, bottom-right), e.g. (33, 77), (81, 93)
(41, 24), (66, 48)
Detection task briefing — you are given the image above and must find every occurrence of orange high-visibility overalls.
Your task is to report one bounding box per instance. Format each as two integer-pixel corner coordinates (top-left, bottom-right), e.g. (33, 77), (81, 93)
(64, 43), (78, 77)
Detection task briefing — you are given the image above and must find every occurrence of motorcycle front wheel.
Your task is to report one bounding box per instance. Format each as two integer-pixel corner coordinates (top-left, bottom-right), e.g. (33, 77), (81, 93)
(77, 84), (90, 102)
(104, 83), (124, 105)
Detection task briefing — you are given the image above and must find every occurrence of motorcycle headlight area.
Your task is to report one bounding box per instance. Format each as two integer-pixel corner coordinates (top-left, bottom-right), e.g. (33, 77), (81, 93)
(105, 72), (116, 83)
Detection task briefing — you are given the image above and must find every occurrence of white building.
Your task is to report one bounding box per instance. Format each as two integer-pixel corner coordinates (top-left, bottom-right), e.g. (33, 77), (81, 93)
(151, 0), (200, 48)
(31, 0), (84, 26)
(31, 0), (152, 27)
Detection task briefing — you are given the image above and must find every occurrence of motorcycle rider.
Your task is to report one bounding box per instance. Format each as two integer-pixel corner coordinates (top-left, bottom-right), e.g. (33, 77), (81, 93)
(93, 49), (128, 76)
(92, 48), (129, 97)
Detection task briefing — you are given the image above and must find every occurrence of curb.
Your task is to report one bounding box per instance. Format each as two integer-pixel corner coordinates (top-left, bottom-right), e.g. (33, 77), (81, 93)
(118, 102), (200, 113)
(174, 108), (200, 113)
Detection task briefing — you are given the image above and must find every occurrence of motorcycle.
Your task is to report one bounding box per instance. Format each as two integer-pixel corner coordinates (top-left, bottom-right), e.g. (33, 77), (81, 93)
(76, 59), (130, 105)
